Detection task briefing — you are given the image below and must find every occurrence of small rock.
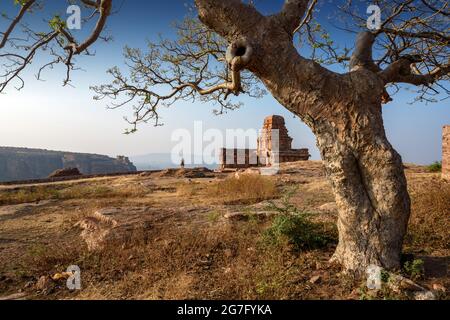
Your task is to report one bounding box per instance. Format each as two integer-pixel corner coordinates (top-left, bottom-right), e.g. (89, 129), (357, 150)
(224, 212), (248, 221)
(317, 202), (337, 212)
(224, 249), (233, 258)
(309, 275), (321, 284)
(163, 240), (174, 247)
(432, 284), (446, 292)
(36, 276), (54, 292)
(199, 258), (212, 266)
(399, 278), (425, 292)
(349, 288), (360, 300)
(0, 292), (27, 301)
(388, 274), (423, 293)
(75, 210), (119, 251)
(96, 208), (121, 217)
(414, 291), (436, 300)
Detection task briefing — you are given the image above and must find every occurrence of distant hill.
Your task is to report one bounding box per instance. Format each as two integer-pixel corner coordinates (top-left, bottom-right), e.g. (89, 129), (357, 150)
(130, 153), (218, 171)
(0, 147), (137, 182)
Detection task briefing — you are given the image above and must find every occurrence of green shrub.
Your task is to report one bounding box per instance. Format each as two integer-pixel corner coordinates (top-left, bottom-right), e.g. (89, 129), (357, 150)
(427, 161), (442, 173)
(403, 259), (425, 280)
(263, 188), (334, 251)
(207, 211), (221, 223)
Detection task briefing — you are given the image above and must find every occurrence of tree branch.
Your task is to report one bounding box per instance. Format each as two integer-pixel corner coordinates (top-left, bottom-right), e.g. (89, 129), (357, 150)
(278, 0), (309, 34)
(0, 0), (36, 49)
(92, 18), (265, 130)
(292, 0), (317, 35)
(350, 32), (380, 72)
(0, 0), (113, 93)
(379, 55), (450, 86)
(195, 0), (264, 40)
(62, 0), (112, 54)
(381, 27), (449, 43)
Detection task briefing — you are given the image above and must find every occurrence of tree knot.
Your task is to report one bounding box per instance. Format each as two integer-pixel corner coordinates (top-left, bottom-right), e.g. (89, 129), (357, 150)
(226, 37), (253, 71)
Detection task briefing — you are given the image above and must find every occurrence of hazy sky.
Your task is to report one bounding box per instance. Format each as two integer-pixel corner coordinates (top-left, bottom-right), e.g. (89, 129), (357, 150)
(0, 0), (448, 164)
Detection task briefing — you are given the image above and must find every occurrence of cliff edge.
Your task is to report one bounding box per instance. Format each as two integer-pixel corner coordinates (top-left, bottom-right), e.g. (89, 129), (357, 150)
(0, 147), (137, 182)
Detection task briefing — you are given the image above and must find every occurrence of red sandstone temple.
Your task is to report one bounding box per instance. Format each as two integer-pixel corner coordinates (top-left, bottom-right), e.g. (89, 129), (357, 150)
(220, 115), (310, 170)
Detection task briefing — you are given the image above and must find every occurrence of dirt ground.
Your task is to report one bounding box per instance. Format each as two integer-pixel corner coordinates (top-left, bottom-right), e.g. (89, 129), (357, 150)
(0, 161), (448, 300)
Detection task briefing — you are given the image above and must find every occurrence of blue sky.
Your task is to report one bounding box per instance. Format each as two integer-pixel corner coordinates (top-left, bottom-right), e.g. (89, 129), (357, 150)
(0, 0), (448, 164)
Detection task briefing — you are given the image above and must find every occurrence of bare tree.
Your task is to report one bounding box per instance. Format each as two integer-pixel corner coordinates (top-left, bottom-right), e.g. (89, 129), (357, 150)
(94, 0), (449, 273)
(0, 0), (112, 92)
(4, 0), (448, 273)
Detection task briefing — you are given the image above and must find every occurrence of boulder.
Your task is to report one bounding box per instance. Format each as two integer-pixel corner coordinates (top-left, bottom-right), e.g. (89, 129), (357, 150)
(35, 276), (55, 293)
(75, 210), (118, 251)
(48, 167), (82, 178)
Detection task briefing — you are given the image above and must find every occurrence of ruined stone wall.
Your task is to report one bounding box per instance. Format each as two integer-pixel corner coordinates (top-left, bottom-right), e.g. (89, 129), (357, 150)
(219, 149), (258, 170)
(443, 126), (450, 180)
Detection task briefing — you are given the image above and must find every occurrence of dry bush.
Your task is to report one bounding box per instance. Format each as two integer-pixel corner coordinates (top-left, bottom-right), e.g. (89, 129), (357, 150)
(206, 174), (278, 205)
(176, 181), (204, 197)
(407, 180), (450, 252)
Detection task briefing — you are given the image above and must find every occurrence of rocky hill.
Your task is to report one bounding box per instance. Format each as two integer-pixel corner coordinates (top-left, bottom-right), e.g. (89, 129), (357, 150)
(0, 147), (136, 182)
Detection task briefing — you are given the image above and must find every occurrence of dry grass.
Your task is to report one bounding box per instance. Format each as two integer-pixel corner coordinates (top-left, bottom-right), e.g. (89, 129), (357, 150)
(406, 179), (450, 252)
(206, 174), (279, 205)
(6, 217), (345, 300)
(0, 182), (148, 206)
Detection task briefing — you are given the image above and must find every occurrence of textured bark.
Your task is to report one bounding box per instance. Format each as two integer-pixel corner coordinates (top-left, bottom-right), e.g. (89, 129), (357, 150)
(310, 77), (411, 271)
(195, 0), (412, 272)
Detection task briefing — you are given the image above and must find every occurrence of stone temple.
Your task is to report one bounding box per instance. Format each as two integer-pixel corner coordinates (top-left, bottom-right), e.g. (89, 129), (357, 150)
(220, 115), (310, 170)
(443, 126), (450, 180)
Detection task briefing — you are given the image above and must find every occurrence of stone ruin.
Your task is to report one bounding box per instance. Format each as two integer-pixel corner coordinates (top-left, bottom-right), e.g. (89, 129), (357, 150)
(443, 126), (450, 180)
(220, 115), (310, 170)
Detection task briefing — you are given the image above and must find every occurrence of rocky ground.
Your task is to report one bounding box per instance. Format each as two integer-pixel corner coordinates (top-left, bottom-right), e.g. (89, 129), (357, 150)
(0, 161), (448, 300)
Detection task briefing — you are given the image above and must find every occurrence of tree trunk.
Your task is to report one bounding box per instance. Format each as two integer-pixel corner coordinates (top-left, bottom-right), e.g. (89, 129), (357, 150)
(308, 101), (411, 272)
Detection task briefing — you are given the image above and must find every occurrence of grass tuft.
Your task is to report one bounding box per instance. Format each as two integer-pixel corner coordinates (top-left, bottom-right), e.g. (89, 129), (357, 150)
(262, 188), (336, 251)
(207, 174), (278, 205)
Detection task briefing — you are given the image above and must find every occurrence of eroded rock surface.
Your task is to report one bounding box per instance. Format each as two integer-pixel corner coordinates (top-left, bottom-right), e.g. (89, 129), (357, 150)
(0, 147), (136, 182)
